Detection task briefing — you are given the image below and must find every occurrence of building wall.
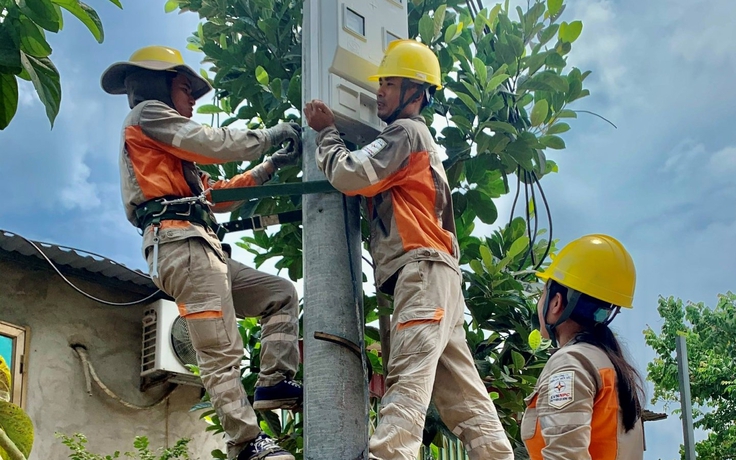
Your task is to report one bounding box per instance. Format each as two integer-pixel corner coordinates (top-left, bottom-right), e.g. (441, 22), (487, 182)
(0, 257), (221, 459)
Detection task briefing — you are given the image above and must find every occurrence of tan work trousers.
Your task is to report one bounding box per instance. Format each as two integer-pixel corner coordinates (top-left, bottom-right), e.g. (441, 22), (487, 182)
(147, 237), (299, 459)
(369, 260), (514, 460)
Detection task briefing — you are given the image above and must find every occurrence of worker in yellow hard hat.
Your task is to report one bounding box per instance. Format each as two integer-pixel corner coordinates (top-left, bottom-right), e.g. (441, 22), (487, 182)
(304, 39), (514, 460)
(522, 234), (645, 459)
(102, 46), (302, 460)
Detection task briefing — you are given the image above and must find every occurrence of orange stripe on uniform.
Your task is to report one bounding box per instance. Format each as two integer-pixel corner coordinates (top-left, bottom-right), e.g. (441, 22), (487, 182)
(177, 304), (223, 319)
(397, 307), (444, 330)
(125, 126), (198, 199)
(391, 152), (454, 255)
(589, 368), (619, 459)
(524, 393), (545, 460)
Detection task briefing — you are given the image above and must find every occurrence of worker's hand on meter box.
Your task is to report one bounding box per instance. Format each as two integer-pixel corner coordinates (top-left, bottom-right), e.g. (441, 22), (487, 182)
(304, 99), (336, 132)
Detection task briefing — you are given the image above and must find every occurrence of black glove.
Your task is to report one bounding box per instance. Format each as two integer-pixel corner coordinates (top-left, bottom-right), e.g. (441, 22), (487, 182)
(267, 139), (302, 169)
(265, 121), (302, 149)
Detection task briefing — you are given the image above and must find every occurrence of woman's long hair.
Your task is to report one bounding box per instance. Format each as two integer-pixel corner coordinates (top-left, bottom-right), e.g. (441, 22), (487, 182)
(548, 281), (644, 432)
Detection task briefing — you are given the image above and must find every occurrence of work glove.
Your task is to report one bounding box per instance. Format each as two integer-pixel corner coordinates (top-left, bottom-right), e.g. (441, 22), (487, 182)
(267, 139), (302, 170)
(265, 121), (302, 149)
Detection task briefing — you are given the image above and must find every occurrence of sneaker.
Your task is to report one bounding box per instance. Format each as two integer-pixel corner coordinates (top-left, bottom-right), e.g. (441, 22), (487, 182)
(237, 433), (294, 460)
(253, 379), (303, 411)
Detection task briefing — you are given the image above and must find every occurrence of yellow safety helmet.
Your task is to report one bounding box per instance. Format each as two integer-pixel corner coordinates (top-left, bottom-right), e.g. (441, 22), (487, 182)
(536, 234), (636, 308)
(369, 40), (442, 89)
(101, 45), (212, 100)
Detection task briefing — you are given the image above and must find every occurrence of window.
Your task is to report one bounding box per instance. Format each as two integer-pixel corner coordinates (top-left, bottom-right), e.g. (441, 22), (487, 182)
(0, 321), (28, 407)
(344, 7), (365, 37)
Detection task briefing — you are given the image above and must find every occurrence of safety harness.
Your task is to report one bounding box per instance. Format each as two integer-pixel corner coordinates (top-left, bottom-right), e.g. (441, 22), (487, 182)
(135, 193), (303, 277)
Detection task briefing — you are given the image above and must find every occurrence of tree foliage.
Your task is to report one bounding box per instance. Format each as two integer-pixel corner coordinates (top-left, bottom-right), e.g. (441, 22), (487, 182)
(0, 0), (122, 130)
(644, 294), (736, 459)
(167, 0), (592, 455)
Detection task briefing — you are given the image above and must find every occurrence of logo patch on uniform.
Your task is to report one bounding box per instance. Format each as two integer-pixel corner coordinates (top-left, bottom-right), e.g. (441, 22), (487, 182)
(548, 371), (574, 409)
(362, 138), (388, 156)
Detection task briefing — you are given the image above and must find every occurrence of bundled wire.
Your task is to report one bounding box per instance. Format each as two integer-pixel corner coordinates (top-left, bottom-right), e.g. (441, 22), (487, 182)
(462, 0), (554, 271)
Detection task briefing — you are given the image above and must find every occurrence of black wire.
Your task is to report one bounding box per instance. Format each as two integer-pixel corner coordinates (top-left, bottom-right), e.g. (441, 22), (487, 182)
(5, 231), (161, 306)
(341, 195), (370, 384)
(532, 171), (553, 269)
(528, 170), (540, 267)
(507, 167), (522, 228)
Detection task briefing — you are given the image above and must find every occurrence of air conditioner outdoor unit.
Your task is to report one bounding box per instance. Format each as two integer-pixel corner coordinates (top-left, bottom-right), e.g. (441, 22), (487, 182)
(141, 299), (202, 387)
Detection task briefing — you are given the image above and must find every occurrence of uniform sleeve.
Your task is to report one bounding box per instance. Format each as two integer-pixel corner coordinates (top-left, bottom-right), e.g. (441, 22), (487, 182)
(535, 350), (599, 460)
(203, 167), (271, 214)
(315, 122), (413, 197)
(139, 101), (271, 164)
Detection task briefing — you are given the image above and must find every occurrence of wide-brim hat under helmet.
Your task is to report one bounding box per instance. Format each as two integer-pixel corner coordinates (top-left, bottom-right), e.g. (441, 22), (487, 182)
(101, 45), (212, 100)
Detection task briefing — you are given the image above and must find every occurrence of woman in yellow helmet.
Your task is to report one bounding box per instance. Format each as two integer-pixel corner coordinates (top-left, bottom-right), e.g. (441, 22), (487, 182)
(521, 234), (645, 459)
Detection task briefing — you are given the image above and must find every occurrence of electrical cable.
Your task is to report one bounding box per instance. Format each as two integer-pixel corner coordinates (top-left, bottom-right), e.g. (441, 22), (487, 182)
(3, 230), (161, 307)
(72, 345), (175, 409)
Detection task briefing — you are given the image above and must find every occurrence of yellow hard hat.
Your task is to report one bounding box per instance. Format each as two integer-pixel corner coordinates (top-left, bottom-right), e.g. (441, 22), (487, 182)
(369, 40), (442, 89)
(536, 234), (636, 308)
(101, 45), (212, 99)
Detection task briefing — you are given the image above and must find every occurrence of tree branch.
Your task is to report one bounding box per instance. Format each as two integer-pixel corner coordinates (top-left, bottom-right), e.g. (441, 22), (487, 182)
(0, 428), (26, 460)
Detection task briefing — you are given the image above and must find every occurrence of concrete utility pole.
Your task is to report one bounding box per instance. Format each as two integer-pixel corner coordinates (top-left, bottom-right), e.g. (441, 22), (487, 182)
(676, 335), (697, 460)
(301, 2), (368, 458)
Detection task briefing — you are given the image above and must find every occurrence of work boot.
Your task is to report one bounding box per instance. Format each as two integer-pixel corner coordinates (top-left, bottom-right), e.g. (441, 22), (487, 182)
(253, 379), (303, 411)
(237, 433), (293, 460)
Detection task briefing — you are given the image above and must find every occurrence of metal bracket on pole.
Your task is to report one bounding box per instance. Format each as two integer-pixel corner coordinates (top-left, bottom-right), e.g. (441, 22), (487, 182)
(210, 180), (337, 203)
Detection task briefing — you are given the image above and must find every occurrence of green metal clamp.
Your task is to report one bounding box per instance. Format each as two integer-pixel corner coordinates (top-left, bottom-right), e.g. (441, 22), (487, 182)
(210, 180), (338, 203)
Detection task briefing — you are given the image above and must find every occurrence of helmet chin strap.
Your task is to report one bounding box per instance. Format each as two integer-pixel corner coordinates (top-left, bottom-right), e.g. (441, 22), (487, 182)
(384, 80), (425, 124)
(542, 281), (582, 348)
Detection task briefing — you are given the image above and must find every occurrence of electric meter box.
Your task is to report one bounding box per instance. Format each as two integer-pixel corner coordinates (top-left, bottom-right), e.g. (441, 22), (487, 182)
(304, 0), (408, 145)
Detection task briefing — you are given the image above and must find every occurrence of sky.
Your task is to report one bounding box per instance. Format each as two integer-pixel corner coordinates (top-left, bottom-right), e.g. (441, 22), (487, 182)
(1, 0), (734, 458)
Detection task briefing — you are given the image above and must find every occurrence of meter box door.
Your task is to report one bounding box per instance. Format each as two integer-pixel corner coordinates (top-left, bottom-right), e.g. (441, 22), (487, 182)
(305, 0), (408, 145)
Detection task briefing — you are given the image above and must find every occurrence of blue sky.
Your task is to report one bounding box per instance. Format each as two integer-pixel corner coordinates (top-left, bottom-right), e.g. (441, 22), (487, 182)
(2, 1), (735, 458)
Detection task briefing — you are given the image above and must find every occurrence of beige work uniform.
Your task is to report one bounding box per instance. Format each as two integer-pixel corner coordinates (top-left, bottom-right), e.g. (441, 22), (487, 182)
(316, 117), (513, 460)
(521, 341), (645, 460)
(120, 101), (299, 459)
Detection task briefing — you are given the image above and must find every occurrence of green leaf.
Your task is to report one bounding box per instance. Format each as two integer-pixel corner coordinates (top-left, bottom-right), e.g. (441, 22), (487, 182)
(433, 5), (447, 38)
(164, 0), (180, 13)
(455, 92), (477, 115)
(107, 0), (122, 7)
(18, 0), (61, 33)
(459, 80), (481, 102)
(528, 329), (542, 351)
(538, 23), (559, 46)
(419, 14), (434, 45)
(466, 189), (498, 224)
(547, 0), (563, 17)
(545, 52), (566, 68)
(546, 122), (570, 134)
(530, 100), (548, 126)
(479, 244), (494, 272)
(0, 25), (22, 72)
(486, 73), (510, 91)
(0, 74), (18, 130)
(520, 70), (569, 92)
(473, 57), (487, 86)
(255, 65), (269, 86)
(559, 20), (583, 43)
(557, 109), (577, 118)
(51, 0), (105, 43)
(0, 401), (34, 458)
(20, 53), (61, 127)
(444, 23), (459, 43)
(482, 121), (517, 135)
(508, 235), (530, 258)
(511, 350), (525, 370)
(540, 135), (566, 149)
(197, 104), (223, 114)
(18, 17), (52, 57)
